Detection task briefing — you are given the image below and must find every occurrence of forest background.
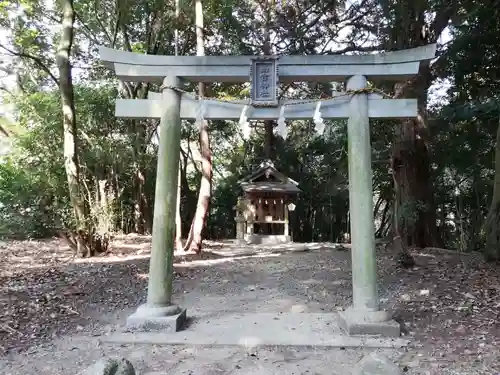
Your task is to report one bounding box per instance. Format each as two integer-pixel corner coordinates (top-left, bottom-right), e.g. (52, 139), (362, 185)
(0, 0), (499, 262)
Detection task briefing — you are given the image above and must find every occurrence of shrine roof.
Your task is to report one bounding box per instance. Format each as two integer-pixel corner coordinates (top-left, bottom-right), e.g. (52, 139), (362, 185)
(241, 181), (301, 193)
(238, 160), (301, 193)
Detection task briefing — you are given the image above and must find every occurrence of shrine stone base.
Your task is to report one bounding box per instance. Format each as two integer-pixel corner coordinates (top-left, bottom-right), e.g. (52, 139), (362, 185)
(338, 307), (400, 337)
(104, 312), (408, 348)
(244, 234), (292, 245)
(126, 304), (187, 333)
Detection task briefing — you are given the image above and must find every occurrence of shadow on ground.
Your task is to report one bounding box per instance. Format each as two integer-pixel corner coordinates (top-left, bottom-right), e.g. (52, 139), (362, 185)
(0, 237), (499, 374)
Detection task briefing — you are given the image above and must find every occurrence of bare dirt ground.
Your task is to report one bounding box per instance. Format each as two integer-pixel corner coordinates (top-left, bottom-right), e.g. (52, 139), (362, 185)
(0, 236), (499, 374)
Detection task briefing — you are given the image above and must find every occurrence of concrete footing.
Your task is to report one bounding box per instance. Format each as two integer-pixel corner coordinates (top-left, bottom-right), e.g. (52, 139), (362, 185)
(126, 304), (187, 332)
(102, 312), (408, 348)
(244, 234), (291, 245)
(354, 352), (404, 375)
(338, 307), (400, 337)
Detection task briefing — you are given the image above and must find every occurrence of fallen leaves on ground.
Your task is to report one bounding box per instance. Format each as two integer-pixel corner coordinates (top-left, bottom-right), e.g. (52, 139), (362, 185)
(377, 246), (500, 373)
(0, 236), (499, 374)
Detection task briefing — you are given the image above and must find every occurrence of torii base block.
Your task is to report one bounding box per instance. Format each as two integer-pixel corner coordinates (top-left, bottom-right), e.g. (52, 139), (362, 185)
(126, 304), (187, 333)
(338, 308), (400, 337)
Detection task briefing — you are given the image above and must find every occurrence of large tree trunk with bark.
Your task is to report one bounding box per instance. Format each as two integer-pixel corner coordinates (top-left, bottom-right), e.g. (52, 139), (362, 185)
(132, 119), (147, 234)
(183, 0), (212, 253)
(483, 117), (500, 261)
(56, 0), (110, 257)
(133, 162), (147, 234)
(390, 70), (438, 268)
(392, 66), (439, 251)
(56, 0), (88, 257)
(175, 163), (183, 251)
(173, 0), (182, 252)
(382, 1), (456, 261)
(262, 0), (274, 160)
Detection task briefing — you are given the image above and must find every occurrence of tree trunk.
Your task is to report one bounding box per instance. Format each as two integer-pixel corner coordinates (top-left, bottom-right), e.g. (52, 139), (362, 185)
(173, 0), (183, 252)
(468, 172), (482, 252)
(375, 200), (391, 238)
(392, 68), (439, 250)
(483, 117), (500, 261)
(183, 0), (212, 253)
(381, 0), (455, 263)
(133, 164), (146, 234)
(56, 0), (88, 257)
(262, 1), (274, 160)
(264, 120), (273, 159)
(175, 162), (183, 251)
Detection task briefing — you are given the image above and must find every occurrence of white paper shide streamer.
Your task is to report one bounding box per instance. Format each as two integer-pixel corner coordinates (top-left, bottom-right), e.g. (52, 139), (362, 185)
(196, 99), (206, 130)
(276, 105), (287, 139)
(239, 105), (251, 140)
(313, 101), (325, 135)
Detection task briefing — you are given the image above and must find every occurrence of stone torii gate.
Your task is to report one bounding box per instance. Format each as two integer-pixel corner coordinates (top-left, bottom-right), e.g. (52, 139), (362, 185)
(99, 44), (436, 336)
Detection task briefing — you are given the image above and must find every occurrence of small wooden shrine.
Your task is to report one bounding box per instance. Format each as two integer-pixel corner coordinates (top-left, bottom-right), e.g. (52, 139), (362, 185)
(234, 160), (301, 245)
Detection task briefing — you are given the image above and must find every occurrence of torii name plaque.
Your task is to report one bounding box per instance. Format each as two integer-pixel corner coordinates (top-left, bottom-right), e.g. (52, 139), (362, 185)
(250, 56), (279, 107)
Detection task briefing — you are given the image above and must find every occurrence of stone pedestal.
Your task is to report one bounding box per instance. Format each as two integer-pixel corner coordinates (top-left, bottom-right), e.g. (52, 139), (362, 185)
(235, 216), (245, 240)
(244, 234), (292, 245)
(341, 75), (399, 337)
(338, 308), (400, 337)
(126, 75), (187, 331)
(246, 221), (254, 236)
(127, 304), (187, 332)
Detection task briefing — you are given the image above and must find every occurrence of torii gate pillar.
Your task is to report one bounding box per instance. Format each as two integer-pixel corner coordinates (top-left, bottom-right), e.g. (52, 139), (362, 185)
(338, 75), (400, 336)
(126, 76), (187, 331)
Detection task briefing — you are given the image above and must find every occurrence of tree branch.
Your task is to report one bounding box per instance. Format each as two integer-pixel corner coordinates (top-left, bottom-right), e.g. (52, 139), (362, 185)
(430, 2), (456, 40)
(74, 12), (100, 45)
(323, 43), (380, 55)
(94, 0), (114, 45)
(0, 44), (59, 86)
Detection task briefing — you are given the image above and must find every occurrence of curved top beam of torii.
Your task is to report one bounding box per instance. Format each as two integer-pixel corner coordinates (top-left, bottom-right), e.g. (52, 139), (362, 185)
(98, 44), (437, 83)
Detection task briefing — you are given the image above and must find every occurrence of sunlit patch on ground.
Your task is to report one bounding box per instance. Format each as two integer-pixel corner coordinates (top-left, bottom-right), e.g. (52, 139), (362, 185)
(0, 236), (499, 374)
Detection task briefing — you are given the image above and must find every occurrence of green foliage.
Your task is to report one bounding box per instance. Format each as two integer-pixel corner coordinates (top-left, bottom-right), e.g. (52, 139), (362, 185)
(0, 91), (67, 237)
(0, 83), (156, 237)
(428, 0), (500, 254)
(399, 200), (429, 233)
(0, 157), (61, 238)
(2, 0), (500, 261)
